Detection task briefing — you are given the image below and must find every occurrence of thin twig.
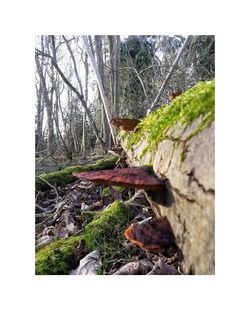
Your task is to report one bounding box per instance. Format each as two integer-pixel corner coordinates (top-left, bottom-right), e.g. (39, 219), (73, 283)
(35, 191), (41, 203)
(35, 213), (55, 227)
(124, 189), (147, 204)
(36, 176), (60, 202)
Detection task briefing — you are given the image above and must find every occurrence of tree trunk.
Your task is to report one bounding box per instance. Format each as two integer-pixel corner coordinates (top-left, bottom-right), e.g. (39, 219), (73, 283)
(35, 36), (106, 150)
(108, 36), (115, 114)
(114, 36), (121, 118)
(81, 52), (88, 156)
(35, 49), (54, 156)
(82, 35), (116, 146)
(94, 35), (110, 150)
(35, 82), (44, 153)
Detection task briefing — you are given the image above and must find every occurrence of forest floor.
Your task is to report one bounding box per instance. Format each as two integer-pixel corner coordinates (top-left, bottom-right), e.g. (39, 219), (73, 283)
(35, 154), (104, 175)
(35, 155), (182, 275)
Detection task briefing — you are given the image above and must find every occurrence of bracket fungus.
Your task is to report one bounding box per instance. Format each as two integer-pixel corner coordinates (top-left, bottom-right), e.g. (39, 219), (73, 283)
(110, 118), (140, 131)
(124, 216), (175, 252)
(168, 90), (182, 101)
(73, 166), (165, 191)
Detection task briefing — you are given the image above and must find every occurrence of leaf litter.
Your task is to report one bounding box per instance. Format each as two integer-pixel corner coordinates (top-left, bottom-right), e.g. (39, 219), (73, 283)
(35, 171), (182, 275)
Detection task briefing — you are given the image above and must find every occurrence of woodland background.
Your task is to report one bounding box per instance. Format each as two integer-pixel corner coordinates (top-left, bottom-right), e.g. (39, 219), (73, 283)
(35, 35), (215, 167)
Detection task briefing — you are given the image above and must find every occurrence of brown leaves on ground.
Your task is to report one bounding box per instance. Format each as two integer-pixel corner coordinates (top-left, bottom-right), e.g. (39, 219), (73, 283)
(35, 179), (125, 242)
(112, 255), (181, 275)
(35, 166), (181, 275)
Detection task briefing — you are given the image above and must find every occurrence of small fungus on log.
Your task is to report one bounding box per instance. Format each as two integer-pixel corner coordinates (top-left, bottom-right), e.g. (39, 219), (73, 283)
(110, 118), (140, 131)
(124, 216), (175, 252)
(168, 91), (182, 101)
(73, 166), (165, 191)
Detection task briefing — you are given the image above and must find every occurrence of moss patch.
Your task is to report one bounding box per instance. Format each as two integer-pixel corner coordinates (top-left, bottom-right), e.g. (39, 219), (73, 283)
(36, 156), (118, 192)
(124, 80), (215, 158)
(112, 186), (127, 192)
(101, 187), (112, 197)
(84, 200), (133, 273)
(35, 235), (83, 275)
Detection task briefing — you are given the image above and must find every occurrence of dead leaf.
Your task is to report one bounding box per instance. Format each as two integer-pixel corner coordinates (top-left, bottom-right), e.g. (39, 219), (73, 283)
(147, 257), (181, 275)
(36, 235), (53, 250)
(73, 250), (102, 275)
(112, 259), (153, 275)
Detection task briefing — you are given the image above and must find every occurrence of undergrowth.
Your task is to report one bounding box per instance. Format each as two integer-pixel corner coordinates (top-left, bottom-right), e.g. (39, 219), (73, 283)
(83, 200), (133, 274)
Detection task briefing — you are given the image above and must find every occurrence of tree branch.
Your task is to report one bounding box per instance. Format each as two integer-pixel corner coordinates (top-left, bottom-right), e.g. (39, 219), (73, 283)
(36, 37), (105, 149)
(147, 35), (191, 114)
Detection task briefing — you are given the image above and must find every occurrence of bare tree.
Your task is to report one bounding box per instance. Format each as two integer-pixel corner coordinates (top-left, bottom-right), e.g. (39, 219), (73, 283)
(108, 36), (121, 118)
(81, 52), (88, 155)
(82, 35), (116, 146)
(147, 35), (191, 114)
(114, 36), (121, 117)
(35, 79), (44, 153)
(35, 36), (55, 156)
(94, 35), (110, 149)
(35, 36), (106, 150)
(108, 36), (115, 114)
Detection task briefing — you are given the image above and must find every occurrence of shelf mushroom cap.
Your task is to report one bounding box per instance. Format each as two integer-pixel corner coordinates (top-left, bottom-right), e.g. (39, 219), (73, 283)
(110, 118), (140, 131)
(124, 216), (175, 252)
(73, 166), (165, 191)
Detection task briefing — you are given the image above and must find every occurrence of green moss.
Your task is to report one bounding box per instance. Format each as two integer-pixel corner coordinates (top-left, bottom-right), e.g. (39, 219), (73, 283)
(101, 187), (112, 197)
(35, 235), (83, 275)
(101, 186), (126, 198)
(111, 186), (127, 192)
(84, 200), (133, 273)
(124, 80), (215, 157)
(119, 130), (130, 143)
(35, 156), (118, 192)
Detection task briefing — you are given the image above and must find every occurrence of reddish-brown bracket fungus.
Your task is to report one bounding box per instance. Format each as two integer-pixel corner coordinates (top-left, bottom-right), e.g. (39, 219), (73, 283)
(168, 91), (182, 101)
(110, 118), (140, 131)
(73, 166), (165, 191)
(124, 216), (175, 252)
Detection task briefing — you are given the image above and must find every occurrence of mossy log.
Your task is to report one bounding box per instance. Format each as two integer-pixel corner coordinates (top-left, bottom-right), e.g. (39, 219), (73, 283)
(119, 81), (215, 275)
(35, 156), (118, 192)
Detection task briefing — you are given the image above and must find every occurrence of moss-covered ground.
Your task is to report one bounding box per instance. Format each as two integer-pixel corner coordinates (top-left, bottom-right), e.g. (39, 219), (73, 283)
(35, 200), (134, 275)
(35, 235), (84, 275)
(36, 156), (118, 192)
(84, 200), (134, 274)
(122, 80), (215, 158)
